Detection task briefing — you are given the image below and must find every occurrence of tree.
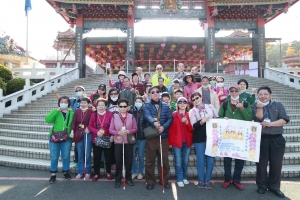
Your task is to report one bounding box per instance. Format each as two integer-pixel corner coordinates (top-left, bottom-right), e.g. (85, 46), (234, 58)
(0, 64), (13, 83)
(6, 78), (33, 95)
(0, 77), (6, 95)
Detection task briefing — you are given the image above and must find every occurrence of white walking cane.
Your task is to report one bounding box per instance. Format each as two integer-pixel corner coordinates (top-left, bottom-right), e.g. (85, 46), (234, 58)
(84, 133), (87, 180)
(160, 135), (164, 193)
(122, 136), (126, 190)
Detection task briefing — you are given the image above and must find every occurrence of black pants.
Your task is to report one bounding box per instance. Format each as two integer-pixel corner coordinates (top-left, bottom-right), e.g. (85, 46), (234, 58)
(74, 143), (78, 163)
(114, 143), (133, 182)
(256, 135), (286, 190)
(224, 158), (244, 182)
(93, 144), (113, 175)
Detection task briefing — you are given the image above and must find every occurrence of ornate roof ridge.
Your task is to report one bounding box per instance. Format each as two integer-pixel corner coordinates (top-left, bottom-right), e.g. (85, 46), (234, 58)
(225, 30), (250, 38)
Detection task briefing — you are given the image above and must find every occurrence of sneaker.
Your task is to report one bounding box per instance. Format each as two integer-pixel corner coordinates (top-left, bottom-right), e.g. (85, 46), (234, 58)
(177, 182), (184, 188)
(222, 180), (232, 188)
(49, 175), (56, 184)
(75, 174), (82, 179)
(232, 180), (244, 191)
(111, 164), (116, 170)
(106, 173), (113, 180)
(205, 181), (212, 190)
(132, 173), (138, 180)
(85, 174), (90, 179)
(183, 179), (189, 185)
(73, 163), (78, 168)
(197, 181), (205, 189)
(137, 174), (143, 180)
(63, 172), (71, 180)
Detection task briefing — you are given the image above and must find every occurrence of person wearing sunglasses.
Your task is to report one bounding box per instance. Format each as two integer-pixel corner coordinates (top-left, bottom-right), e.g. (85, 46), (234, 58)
(151, 64), (170, 87)
(218, 84), (253, 191)
(89, 84), (106, 101)
(195, 76), (220, 112)
(169, 97), (193, 188)
(143, 86), (173, 190)
(109, 98), (138, 188)
(189, 92), (218, 190)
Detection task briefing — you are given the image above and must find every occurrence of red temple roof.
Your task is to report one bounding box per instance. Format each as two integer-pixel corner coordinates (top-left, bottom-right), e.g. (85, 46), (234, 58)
(225, 31), (250, 38)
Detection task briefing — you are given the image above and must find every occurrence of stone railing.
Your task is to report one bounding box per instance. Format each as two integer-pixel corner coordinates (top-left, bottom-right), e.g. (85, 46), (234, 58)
(0, 64), (79, 117)
(264, 66), (300, 90)
(9, 63), (74, 79)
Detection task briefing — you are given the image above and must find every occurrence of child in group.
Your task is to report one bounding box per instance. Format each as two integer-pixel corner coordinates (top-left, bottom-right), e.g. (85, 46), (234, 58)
(170, 89), (184, 112)
(168, 79), (181, 102)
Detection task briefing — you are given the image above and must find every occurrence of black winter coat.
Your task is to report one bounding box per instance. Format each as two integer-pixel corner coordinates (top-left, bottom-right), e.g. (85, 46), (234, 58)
(130, 106), (146, 140)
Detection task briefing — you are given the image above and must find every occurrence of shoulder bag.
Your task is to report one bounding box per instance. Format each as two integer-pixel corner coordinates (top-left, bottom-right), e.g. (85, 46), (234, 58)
(144, 105), (161, 139)
(50, 112), (70, 143)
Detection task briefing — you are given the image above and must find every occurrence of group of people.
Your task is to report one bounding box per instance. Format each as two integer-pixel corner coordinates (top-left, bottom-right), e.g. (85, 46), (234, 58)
(46, 63), (289, 198)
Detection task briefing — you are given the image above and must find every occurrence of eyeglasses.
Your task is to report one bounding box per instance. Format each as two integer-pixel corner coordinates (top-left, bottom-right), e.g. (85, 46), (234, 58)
(191, 96), (200, 102)
(216, 81), (224, 83)
(157, 68), (162, 70)
(98, 89), (105, 91)
(230, 90), (239, 93)
(110, 92), (118, 95)
(75, 90), (83, 92)
(151, 90), (160, 94)
(119, 106), (127, 108)
(178, 101), (187, 104)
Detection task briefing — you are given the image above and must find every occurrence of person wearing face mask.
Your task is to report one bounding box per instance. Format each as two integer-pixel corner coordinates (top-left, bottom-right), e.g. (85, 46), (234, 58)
(88, 98), (114, 182)
(169, 97), (193, 188)
(71, 97), (93, 180)
(130, 96), (146, 180)
(209, 76), (217, 91)
(237, 79), (256, 105)
(216, 76), (228, 105)
(45, 96), (74, 183)
(252, 86), (289, 198)
(195, 76), (220, 112)
(218, 84), (253, 191)
(107, 88), (120, 114)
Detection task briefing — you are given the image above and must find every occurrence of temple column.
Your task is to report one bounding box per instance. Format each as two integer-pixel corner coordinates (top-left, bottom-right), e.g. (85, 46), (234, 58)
(126, 6), (135, 73)
(75, 15), (85, 78)
(252, 17), (266, 78)
(204, 5), (215, 72)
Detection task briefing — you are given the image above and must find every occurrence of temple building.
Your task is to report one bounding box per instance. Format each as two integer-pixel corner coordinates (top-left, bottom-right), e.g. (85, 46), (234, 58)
(282, 45), (300, 75)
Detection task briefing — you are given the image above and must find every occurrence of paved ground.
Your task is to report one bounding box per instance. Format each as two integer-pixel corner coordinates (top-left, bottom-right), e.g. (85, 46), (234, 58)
(0, 166), (299, 200)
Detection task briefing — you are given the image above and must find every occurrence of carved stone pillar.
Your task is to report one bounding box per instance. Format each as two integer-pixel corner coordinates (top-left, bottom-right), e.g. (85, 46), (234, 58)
(252, 17), (265, 78)
(126, 6), (135, 73)
(75, 15), (85, 78)
(204, 5), (215, 72)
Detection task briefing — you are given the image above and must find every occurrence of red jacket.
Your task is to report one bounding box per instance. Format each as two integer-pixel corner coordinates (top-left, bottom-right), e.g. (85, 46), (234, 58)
(169, 111), (193, 148)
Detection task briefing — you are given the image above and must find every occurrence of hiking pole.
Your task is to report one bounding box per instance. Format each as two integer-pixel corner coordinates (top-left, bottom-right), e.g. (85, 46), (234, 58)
(160, 135), (164, 193)
(122, 136), (126, 190)
(84, 133), (87, 180)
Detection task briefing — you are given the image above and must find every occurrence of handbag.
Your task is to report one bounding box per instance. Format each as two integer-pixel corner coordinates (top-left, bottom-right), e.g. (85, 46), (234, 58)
(73, 127), (84, 143)
(50, 113), (70, 143)
(119, 114), (137, 144)
(94, 136), (112, 148)
(144, 105), (161, 139)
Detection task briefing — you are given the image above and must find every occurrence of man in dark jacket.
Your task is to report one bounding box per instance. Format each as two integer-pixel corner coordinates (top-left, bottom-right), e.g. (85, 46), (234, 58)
(143, 86), (173, 190)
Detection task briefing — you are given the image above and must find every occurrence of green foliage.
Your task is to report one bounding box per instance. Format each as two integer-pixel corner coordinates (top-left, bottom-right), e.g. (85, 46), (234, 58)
(0, 77), (6, 95)
(0, 64), (13, 83)
(6, 78), (33, 95)
(267, 40), (300, 67)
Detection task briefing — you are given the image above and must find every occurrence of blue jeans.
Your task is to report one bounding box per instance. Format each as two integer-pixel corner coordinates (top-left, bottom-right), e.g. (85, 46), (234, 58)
(194, 142), (215, 181)
(49, 138), (72, 173)
(224, 157), (244, 182)
(76, 132), (92, 174)
(172, 142), (191, 182)
(132, 139), (146, 174)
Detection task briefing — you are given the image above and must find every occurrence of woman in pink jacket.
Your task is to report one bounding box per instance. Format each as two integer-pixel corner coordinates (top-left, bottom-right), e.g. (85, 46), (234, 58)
(183, 73), (201, 108)
(109, 98), (138, 188)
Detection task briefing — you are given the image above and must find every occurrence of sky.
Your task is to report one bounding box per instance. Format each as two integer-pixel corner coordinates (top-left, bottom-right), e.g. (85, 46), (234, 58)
(0, 0), (299, 60)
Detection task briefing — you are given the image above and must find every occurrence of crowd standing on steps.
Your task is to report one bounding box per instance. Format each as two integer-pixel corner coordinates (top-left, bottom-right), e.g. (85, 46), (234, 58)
(46, 64), (289, 198)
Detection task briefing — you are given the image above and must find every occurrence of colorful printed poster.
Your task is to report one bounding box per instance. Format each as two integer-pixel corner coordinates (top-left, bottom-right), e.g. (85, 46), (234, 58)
(205, 119), (262, 162)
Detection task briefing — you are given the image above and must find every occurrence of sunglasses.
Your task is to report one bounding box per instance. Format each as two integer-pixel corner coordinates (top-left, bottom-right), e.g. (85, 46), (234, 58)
(157, 68), (162, 70)
(98, 88), (105, 91)
(230, 90), (239, 93)
(119, 106), (127, 108)
(192, 96), (200, 102)
(217, 81), (224, 83)
(110, 92), (118, 95)
(178, 101), (187, 104)
(151, 90), (160, 94)
(75, 90), (83, 92)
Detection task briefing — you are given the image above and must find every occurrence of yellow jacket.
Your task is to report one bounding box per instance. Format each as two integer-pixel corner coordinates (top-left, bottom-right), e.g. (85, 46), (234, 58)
(151, 73), (170, 86)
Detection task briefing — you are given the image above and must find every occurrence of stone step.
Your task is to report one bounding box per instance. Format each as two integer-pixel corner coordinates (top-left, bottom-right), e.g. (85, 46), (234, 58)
(0, 118), (48, 126)
(3, 114), (47, 120)
(284, 126), (300, 134)
(0, 129), (49, 140)
(0, 155), (299, 178)
(0, 123), (51, 132)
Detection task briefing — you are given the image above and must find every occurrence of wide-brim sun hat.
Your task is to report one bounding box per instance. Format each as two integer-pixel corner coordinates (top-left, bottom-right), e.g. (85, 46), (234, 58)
(118, 71), (126, 78)
(183, 73), (194, 83)
(74, 85), (85, 91)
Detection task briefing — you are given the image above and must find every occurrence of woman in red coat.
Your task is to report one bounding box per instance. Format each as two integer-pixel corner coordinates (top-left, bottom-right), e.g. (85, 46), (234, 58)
(169, 97), (193, 188)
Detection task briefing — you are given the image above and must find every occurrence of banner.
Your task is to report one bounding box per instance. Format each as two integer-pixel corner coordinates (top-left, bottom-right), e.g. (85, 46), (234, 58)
(205, 119), (262, 162)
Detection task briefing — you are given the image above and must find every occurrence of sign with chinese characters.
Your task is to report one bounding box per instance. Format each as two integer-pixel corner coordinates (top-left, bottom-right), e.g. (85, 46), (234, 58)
(205, 119), (262, 162)
(75, 28), (83, 64)
(127, 27), (134, 53)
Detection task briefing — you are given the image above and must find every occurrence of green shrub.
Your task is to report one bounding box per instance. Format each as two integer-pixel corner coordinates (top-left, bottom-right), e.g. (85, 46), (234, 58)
(0, 77), (6, 95)
(0, 64), (13, 83)
(6, 78), (33, 95)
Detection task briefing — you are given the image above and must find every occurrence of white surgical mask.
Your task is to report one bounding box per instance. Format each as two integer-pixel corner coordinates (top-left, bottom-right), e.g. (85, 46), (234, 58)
(257, 99), (270, 106)
(231, 96), (239, 101)
(216, 83), (224, 87)
(202, 85), (210, 89)
(76, 91), (83, 97)
(111, 97), (118, 102)
(135, 103), (143, 109)
(60, 103), (68, 109)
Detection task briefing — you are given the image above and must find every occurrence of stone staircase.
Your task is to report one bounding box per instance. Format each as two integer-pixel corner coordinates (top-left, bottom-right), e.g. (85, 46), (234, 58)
(0, 72), (299, 179)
